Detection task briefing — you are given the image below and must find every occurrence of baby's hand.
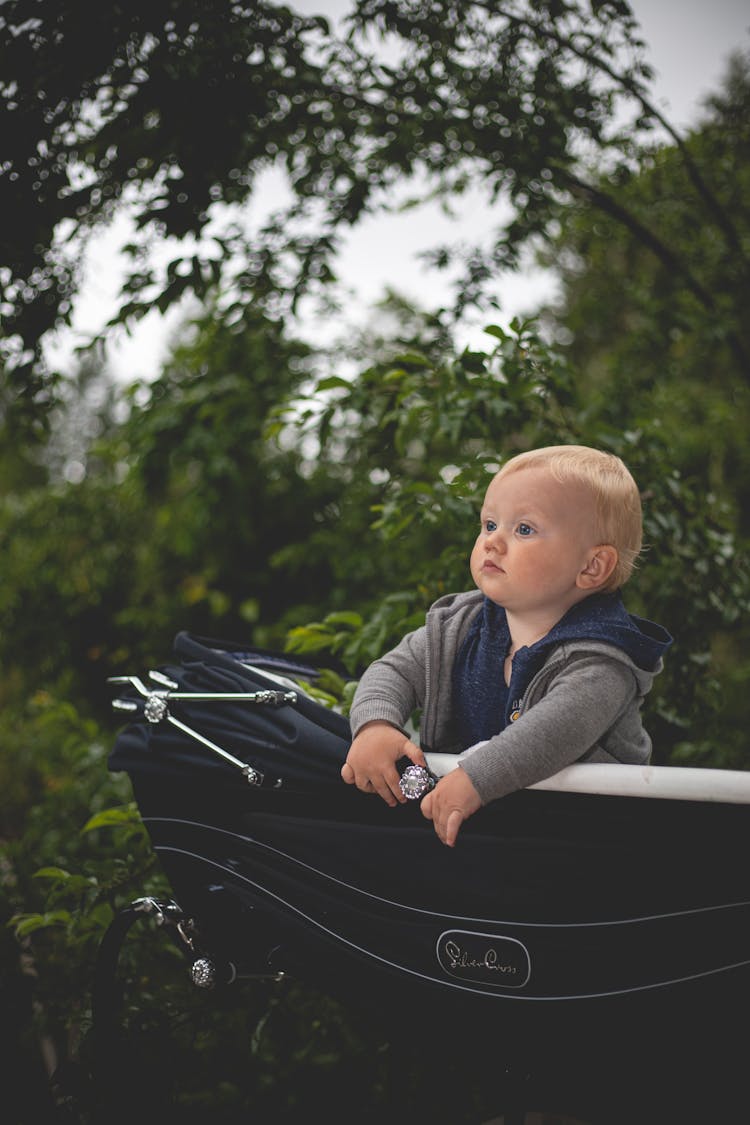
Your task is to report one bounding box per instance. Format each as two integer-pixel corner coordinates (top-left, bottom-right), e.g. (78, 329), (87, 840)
(341, 721), (426, 807)
(420, 767), (482, 846)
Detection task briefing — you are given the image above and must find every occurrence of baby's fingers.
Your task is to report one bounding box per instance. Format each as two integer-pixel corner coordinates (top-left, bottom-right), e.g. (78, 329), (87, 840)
(420, 791), (434, 820)
(445, 809), (464, 848)
(370, 773), (399, 807)
(341, 762), (355, 785)
(403, 740), (428, 770)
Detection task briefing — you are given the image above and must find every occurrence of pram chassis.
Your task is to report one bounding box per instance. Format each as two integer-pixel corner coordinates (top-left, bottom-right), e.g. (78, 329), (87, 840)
(98, 632), (750, 1121)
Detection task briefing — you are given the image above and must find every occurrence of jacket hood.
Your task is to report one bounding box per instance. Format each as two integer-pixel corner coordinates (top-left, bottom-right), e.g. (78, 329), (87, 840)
(539, 591), (672, 672)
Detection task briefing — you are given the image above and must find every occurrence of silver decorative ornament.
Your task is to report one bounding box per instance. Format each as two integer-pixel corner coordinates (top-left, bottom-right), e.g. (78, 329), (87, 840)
(144, 693), (168, 723)
(190, 958), (217, 989)
(399, 764), (437, 800)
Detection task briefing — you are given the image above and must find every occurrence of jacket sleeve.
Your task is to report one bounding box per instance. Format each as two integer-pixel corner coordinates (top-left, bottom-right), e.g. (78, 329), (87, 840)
(348, 625), (429, 739)
(459, 653), (648, 805)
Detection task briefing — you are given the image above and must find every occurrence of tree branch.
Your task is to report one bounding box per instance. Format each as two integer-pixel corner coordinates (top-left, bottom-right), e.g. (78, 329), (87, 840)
(482, 1), (748, 263)
(556, 166), (750, 379)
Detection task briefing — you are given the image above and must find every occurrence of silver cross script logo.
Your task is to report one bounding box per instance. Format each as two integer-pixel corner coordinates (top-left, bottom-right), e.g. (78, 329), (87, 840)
(436, 929), (531, 989)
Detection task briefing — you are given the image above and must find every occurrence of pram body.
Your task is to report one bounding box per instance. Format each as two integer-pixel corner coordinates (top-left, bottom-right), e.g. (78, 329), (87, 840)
(106, 631), (750, 1118)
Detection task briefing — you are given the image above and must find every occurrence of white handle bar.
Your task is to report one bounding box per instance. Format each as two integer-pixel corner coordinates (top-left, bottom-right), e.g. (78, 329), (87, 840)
(424, 756), (750, 805)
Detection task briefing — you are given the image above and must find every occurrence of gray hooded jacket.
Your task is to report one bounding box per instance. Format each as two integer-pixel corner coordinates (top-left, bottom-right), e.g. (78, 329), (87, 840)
(349, 590), (669, 805)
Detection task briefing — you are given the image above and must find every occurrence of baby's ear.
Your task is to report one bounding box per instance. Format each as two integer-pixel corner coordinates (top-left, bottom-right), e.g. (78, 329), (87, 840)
(577, 545), (618, 590)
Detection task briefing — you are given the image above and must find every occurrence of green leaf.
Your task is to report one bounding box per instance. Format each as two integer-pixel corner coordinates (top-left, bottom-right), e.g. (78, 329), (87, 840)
(10, 910), (73, 937)
(322, 611), (364, 629)
(81, 805), (142, 833)
(482, 324), (509, 340)
(315, 376), (351, 392)
(32, 866), (72, 881)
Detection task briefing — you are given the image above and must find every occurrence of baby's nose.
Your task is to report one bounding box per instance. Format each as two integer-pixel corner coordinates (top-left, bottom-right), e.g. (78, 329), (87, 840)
(486, 527), (506, 551)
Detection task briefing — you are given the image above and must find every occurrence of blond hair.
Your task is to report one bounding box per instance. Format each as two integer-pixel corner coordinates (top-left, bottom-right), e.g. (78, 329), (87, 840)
(496, 445), (643, 590)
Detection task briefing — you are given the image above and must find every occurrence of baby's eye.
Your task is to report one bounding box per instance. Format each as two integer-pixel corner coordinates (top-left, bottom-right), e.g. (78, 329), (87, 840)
(516, 522), (535, 537)
(483, 518), (497, 533)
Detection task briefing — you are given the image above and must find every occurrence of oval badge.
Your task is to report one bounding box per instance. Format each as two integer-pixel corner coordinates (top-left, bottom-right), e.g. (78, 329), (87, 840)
(436, 929), (531, 990)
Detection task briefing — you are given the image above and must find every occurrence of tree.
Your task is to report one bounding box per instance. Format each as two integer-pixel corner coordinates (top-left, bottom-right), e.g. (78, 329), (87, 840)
(0, 306), (341, 720)
(538, 50), (750, 520)
(4, 0), (747, 426)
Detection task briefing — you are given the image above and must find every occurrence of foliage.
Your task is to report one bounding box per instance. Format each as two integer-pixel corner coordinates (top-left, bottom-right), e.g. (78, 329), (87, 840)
(539, 49), (750, 511)
(0, 308), (342, 723)
(0, 690), (162, 1116)
(7, 0), (748, 426)
(2, 7), (750, 1117)
(107, 304), (342, 644)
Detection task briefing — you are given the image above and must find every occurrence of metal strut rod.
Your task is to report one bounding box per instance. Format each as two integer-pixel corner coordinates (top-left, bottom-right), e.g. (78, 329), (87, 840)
(108, 673), (297, 708)
(108, 672), (294, 786)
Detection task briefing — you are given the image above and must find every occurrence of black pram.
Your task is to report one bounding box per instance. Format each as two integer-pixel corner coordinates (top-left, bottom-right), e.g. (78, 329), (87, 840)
(102, 630), (750, 1121)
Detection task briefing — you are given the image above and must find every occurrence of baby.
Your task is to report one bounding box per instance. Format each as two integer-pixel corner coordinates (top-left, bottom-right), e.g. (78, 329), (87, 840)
(342, 445), (672, 845)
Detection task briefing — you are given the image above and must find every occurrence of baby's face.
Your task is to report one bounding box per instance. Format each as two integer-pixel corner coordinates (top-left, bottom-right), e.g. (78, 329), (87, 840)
(470, 467), (601, 620)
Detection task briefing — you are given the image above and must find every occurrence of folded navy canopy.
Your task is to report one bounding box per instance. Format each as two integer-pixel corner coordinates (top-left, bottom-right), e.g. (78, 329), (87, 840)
(108, 630), (352, 788)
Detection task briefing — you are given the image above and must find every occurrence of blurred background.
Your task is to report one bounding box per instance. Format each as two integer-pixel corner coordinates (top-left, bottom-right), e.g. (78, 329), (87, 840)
(1, 0), (749, 1121)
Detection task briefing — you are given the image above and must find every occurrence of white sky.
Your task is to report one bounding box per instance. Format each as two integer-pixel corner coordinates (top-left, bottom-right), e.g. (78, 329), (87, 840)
(43, 0), (750, 383)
